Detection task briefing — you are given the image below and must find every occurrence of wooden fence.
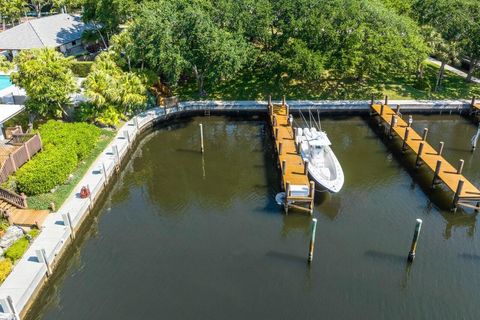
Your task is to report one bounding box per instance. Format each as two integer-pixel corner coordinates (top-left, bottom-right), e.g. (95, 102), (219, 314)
(0, 133), (42, 184)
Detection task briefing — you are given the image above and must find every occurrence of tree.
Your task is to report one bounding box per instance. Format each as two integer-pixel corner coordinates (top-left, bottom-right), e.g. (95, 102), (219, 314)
(83, 53), (147, 126)
(0, 0), (26, 30)
(11, 48), (77, 121)
(0, 56), (13, 72)
(28, 0), (52, 17)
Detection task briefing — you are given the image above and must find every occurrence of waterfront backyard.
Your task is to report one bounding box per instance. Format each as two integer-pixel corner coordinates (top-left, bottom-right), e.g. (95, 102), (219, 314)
(26, 115), (480, 320)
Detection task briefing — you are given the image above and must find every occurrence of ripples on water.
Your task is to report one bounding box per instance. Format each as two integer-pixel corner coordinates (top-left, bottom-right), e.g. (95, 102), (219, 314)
(29, 115), (480, 320)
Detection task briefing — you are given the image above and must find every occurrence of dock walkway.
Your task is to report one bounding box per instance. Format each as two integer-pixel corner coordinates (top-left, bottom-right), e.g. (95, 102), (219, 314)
(371, 103), (480, 211)
(268, 99), (314, 214)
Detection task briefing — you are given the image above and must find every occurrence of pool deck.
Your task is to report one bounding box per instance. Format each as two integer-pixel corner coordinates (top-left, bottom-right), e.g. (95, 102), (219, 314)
(0, 99), (479, 319)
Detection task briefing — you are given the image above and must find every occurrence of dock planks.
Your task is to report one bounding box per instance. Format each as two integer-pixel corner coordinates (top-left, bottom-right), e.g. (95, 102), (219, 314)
(371, 104), (480, 210)
(269, 102), (314, 214)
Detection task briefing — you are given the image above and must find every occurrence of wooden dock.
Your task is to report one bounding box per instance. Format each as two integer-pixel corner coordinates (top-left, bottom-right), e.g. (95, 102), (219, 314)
(268, 98), (314, 214)
(371, 103), (480, 211)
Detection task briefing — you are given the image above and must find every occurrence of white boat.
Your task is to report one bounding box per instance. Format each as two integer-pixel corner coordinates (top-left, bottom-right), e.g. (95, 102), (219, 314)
(296, 127), (344, 193)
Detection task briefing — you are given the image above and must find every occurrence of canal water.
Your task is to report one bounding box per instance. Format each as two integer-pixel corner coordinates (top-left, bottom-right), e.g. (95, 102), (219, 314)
(28, 114), (480, 320)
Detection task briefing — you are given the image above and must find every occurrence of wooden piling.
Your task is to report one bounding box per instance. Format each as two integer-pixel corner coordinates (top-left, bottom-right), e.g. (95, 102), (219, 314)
(396, 104), (401, 114)
(279, 142), (283, 155)
(285, 182), (291, 214)
(370, 94), (374, 107)
(415, 142), (424, 168)
(304, 159), (309, 175)
(407, 219), (423, 262)
(389, 115), (397, 137)
(432, 160), (442, 188)
(380, 104), (384, 116)
(402, 127), (410, 152)
(282, 160), (287, 176)
(422, 128), (428, 141)
(472, 96), (476, 107)
(275, 128), (279, 139)
(452, 179), (465, 211)
(307, 218), (318, 263)
(457, 159), (464, 174)
(438, 142), (444, 156)
(199, 124), (204, 153)
(408, 115), (413, 127)
(385, 95), (388, 105)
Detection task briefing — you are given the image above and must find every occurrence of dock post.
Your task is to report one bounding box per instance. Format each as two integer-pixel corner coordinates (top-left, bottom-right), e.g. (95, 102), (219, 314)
(402, 127), (410, 153)
(308, 218), (318, 263)
(389, 115), (397, 138)
(452, 179), (465, 212)
(472, 96), (476, 107)
(304, 159), (309, 175)
(282, 96), (286, 106)
(380, 104), (384, 116)
(422, 128), (429, 141)
(275, 128), (279, 139)
(268, 95), (272, 107)
(279, 142), (283, 155)
(438, 142), (444, 156)
(273, 115), (277, 127)
(285, 182), (290, 214)
(415, 142), (424, 168)
(199, 124), (204, 153)
(282, 160), (287, 176)
(37, 248), (52, 276)
(309, 181), (315, 214)
(370, 94), (374, 107)
(407, 219), (423, 262)
(432, 160), (442, 188)
(457, 159), (464, 174)
(385, 95), (388, 105)
(408, 115), (413, 127)
(396, 104), (401, 114)
(62, 212), (75, 239)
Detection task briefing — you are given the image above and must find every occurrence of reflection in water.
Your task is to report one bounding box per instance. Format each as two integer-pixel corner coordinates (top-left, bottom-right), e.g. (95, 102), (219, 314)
(29, 115), (480, 320)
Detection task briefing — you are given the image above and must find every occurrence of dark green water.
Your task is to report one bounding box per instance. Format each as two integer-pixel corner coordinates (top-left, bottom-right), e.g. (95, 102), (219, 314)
(29, 115), (480, 320)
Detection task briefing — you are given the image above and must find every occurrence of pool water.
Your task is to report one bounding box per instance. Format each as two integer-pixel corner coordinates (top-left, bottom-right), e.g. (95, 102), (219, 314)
(0, 75), (12, 90)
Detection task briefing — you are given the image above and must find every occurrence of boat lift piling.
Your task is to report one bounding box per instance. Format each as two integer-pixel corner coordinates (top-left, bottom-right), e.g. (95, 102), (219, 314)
(371, 100), (480, 212)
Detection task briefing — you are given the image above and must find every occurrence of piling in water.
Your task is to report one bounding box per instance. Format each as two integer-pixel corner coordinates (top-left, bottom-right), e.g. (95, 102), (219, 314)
(308, 218), (318, 263)
(408, 219), (423, 262)
(452, 179), (465, 212)
(438, 142), (444, 156)
(199, 124), (204, 153)
(415, 142), (424, 168)
(422, 128), (429, 141)
(432, 160), (442, 188)
(402, 128), (410, 153)
(457, 159), (464, 174)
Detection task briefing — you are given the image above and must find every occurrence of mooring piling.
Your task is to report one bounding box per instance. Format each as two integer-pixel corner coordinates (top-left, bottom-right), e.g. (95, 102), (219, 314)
(199, 123), (204, 153)
(396, 104), (401, 114)
(438, 142), (444, 156)
(457, 159), (464, 174)
(384, 95), (389, 105)
(408, 115), (413, 127)
(304, 159), (309, 175)
(402, 127), (410, 152)
(415, 142), (424, 168)
(452, 179), (465, 212)
(282, 160), (287, 176)
(389, 115), (397, 137)
(279, 142), (283, 155)
(422, 128), (429, 141)
(308, 218), (318, 263)
(408, 219), (423, 262)
(432, 160), (442, 188)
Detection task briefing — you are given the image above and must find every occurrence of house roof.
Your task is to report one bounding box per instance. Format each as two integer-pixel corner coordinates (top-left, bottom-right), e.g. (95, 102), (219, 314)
(0, 14), (92, 50)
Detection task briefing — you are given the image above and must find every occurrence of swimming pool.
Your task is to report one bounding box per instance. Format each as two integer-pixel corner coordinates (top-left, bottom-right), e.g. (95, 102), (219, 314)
(0, 75), (12, 90)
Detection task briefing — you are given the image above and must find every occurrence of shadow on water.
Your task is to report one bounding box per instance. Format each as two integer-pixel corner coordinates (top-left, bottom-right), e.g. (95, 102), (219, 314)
(265, 250), (306, 266)
(364, 250), (406, 264)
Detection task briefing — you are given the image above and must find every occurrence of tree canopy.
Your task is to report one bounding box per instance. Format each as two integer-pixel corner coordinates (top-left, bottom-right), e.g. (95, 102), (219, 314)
(11, 48), (77, 120)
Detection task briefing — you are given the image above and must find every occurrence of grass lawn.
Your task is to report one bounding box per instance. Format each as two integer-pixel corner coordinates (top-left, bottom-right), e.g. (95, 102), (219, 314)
(175, 62), (480, 101)
(27, 130), (116, 210)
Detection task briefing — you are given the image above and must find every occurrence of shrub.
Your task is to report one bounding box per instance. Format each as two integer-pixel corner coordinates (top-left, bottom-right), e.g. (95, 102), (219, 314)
(5, 238), (29, 262)
(71, 61), (93, 77)
(0, 259), (12, 283)
(15, 120), (101, 195)
(16, 147), (77, 195)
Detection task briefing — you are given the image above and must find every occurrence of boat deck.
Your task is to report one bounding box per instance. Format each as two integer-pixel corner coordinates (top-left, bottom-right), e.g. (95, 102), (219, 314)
(371, 104), (480, 210)
(269, 101), (314, 214)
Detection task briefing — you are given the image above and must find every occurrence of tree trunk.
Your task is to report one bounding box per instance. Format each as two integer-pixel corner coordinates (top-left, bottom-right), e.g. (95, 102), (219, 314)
(416, 59), (424, 79)
(466, 59), (477, 83)
(193, 65), (206, 96)
(435, 61), (446, 92)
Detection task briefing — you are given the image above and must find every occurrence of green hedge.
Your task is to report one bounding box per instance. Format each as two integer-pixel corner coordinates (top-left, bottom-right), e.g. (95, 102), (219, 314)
(4, 229), (40, 263)
(0, 260), (12, 283)
(71, 61), (93, 77)
(15, 120), (101, 195)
